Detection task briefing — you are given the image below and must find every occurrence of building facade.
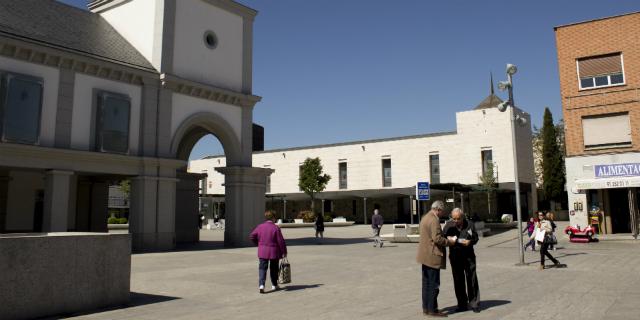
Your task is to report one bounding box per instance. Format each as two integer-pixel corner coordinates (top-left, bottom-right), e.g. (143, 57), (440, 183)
(556, 12), (640, 235)
(0, 0), (271, 250)
(190, 89), (537, 223)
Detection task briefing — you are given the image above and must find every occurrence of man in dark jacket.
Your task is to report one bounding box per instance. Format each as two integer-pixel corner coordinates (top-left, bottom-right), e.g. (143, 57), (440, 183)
(371, 209), (384, 247)
(443, 208), (480, 313)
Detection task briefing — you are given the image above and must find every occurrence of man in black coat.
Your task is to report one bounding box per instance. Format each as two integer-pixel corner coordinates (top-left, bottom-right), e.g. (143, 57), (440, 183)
(443, 208), (480, 313)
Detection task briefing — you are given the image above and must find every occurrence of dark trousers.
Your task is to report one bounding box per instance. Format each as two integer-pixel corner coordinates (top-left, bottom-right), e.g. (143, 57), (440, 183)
(421, 264), (440, 312)
(259, 258), (279, 287)
(450, 255), (480, 309)
(540, 242), (558, 266)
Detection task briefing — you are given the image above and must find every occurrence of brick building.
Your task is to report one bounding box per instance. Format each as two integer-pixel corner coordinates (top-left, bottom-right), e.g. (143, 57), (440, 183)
(555, 12), (640, 235)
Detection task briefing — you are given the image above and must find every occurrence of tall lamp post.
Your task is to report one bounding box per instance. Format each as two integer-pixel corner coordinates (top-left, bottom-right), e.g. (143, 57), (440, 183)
(497, 63), (527, 266)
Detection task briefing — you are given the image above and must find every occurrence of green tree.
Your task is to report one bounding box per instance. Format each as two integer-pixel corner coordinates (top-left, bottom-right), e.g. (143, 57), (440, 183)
(298, 157), (331, 215)
(479, 162), (497, 217)
(119, 179), (131, 198)
(541, 108), (566, 202)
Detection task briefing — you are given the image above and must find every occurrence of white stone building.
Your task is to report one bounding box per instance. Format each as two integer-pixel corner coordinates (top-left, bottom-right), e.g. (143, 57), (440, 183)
(190, 89), (538, 223)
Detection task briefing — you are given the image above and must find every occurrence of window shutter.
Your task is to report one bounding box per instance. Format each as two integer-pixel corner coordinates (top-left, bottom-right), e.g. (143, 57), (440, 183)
(582, 113), (631, 148)
(578, 54), (622, 78)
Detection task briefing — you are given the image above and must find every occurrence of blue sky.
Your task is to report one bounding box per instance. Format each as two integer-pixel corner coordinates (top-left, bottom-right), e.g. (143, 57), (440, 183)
(60, 0), (640, 160)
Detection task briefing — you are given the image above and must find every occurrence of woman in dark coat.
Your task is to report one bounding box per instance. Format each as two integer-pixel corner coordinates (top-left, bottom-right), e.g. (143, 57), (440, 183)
(315, 213), (325, 242)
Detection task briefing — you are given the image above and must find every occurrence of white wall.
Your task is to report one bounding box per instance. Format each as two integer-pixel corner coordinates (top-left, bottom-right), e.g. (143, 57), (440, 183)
(70, 73), (142, 154)
(190, 108), (536, 196)
(170, 93), (243, 145)
(173, 0), (244, 92)
(99, 0), (159, 69)
(5, 171), (43, 231)
(0, 56), (60, 148)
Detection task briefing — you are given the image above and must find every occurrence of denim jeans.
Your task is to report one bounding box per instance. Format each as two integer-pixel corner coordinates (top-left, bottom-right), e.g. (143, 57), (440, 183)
(422, 264), (440, 312)
(258, 258), (279, 287)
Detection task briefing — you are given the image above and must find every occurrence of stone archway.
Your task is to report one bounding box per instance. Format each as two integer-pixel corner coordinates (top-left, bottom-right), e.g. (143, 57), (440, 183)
(171, 112), (272, 247)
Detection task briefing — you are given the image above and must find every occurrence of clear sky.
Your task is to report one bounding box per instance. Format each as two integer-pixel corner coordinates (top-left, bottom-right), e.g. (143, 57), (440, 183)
(59, 0), (640, 161)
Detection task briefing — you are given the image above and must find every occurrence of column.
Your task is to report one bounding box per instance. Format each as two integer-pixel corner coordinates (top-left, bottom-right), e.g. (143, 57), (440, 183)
(216, 166), (273, 247)
(43, 170), (74, 232)
(363, 197), (368, 225)
(130, 175), (179, 251)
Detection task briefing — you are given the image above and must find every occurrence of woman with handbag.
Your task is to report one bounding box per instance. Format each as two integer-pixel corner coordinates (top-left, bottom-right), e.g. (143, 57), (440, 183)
(536, 212), (561, 270)
(250, 210), (288, 293)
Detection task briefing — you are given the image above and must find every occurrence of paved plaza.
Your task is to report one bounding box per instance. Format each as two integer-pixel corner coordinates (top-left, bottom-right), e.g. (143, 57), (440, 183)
(62, 223), (640, 320)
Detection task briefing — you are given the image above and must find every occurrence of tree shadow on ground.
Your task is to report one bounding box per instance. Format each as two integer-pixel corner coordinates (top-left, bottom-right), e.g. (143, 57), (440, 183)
(282, 284), (323, 292)
(47, 292), (180, 319)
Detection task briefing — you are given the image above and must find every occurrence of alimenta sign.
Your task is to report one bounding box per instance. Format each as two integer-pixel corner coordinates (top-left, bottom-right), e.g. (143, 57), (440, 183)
(595, 163), (640, 178)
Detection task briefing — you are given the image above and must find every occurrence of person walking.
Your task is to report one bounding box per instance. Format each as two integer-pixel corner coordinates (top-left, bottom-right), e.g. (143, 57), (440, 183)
(249, 210), (288, 293)
(523, 216), (537, 251)
(416, 201), (455, 317)
(371, 209), (384, 248)
(537, 212), (562, 270)
(443, 208), (480, 313)
(315, 212), (325, 243)
(546, 212), (558, 251)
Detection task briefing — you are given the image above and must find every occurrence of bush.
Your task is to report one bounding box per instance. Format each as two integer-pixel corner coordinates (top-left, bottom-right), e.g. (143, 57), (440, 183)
(324, 214), (332, 222)
(118, 217), (128, 224)
(108, 217), (119, 224)
(297, 210), (315, 223)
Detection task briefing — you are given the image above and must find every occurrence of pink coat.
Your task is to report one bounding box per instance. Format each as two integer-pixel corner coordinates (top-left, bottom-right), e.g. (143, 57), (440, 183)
(249, 220), (287, 260)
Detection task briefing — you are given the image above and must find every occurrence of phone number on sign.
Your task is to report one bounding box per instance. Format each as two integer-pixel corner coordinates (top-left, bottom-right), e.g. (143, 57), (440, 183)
(605, 180), (630, 188)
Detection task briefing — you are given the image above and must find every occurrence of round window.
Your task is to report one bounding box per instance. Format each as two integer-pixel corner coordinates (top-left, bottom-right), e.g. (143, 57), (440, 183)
(203, 31), (218, 49)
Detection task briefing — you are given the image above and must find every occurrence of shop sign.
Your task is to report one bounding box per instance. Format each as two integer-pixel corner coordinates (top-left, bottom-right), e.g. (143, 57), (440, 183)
(575, 177), (640, 190)
(594, 163), (640, 178)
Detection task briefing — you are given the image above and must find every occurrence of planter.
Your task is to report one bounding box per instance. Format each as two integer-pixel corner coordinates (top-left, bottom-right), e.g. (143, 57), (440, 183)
(294, 219), (304, 224)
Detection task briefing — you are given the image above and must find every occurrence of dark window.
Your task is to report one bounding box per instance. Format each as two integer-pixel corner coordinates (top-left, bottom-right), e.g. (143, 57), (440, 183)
(580, 78), (594, 88)
(382, 159), (392, 187)
(0, 72), (43, 144)
(610, 73), (624, 84)
(96, 92), (130, 153)
(339, 162), (347, 189)
(481, 149), (493, 176)
(429, 154), (440, 184)
(266, 175), (271, 193)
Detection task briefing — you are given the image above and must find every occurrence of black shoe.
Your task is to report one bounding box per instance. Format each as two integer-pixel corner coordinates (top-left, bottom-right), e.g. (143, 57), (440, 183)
(472, 307), (480, 313)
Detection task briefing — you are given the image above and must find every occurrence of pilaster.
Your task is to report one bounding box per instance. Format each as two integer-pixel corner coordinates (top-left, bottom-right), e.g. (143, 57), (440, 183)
(43, 170), (74, 232)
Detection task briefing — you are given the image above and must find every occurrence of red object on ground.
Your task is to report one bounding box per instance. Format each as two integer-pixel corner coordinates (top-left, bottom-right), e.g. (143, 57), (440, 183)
(564, 225), (596, 242)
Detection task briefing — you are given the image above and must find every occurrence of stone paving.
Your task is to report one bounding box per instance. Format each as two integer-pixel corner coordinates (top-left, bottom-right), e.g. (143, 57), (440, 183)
(61, 223), (640, 320)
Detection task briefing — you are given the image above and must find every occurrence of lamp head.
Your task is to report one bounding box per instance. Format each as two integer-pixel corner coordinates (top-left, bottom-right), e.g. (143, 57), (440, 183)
(516, 114), (528, 126)
(497, 80), (511, 91)
(497, 101), (510, 112)
(506, 64), (518, 75)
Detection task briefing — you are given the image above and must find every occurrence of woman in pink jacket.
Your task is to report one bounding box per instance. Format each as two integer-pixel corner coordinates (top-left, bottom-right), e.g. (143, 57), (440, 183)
(250, 210), (288, 293)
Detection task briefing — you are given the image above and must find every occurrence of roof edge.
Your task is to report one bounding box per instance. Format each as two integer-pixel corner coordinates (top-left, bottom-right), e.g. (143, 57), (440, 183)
(554, 11), (640, 30)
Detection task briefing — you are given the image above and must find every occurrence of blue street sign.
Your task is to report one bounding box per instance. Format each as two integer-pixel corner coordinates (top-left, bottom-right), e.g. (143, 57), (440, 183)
(416, 182), (430, 201)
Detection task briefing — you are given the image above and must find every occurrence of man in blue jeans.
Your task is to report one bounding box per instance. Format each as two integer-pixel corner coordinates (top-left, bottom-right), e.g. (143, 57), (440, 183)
(416, 201), (455, 317)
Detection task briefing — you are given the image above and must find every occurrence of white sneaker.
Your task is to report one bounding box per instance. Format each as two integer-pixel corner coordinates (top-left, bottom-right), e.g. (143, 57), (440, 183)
(259, 285), (264, 294)
(272, 285), (279, 291)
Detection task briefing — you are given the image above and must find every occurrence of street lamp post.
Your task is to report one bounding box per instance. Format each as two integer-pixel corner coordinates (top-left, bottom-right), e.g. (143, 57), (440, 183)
(497, 64), (526, 266)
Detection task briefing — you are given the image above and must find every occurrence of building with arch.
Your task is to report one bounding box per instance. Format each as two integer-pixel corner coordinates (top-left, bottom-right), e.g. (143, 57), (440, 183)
(0, 0), (271, 250)
(191, 84), (538, 223)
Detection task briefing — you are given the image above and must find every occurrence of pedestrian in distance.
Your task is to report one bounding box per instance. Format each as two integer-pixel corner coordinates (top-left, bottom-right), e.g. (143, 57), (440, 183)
(443, 208), (481, 313)
(249, 210), (288, 293)
(315, 212), (325, 243)
(416, 200), (456, 318)
(536, 212), (564, 270)
(546, 212), (558, 251)
(371, 209), (384, 248)
(524, 216), (537, 251)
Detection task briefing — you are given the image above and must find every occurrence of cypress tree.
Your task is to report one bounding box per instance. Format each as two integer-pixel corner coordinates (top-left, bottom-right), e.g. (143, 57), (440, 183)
(541, 108), (565, 201)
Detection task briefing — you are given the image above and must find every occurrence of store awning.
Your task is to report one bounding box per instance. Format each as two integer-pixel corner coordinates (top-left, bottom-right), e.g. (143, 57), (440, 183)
(575, 176), (640, 190)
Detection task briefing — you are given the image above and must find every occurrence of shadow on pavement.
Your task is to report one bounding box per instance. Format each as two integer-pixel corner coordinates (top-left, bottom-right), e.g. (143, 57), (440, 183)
(480, 299), (511, 310)
(49, 292), (180, 319)
(282, 284), (323, 292)
(286, 237), (371, 246)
